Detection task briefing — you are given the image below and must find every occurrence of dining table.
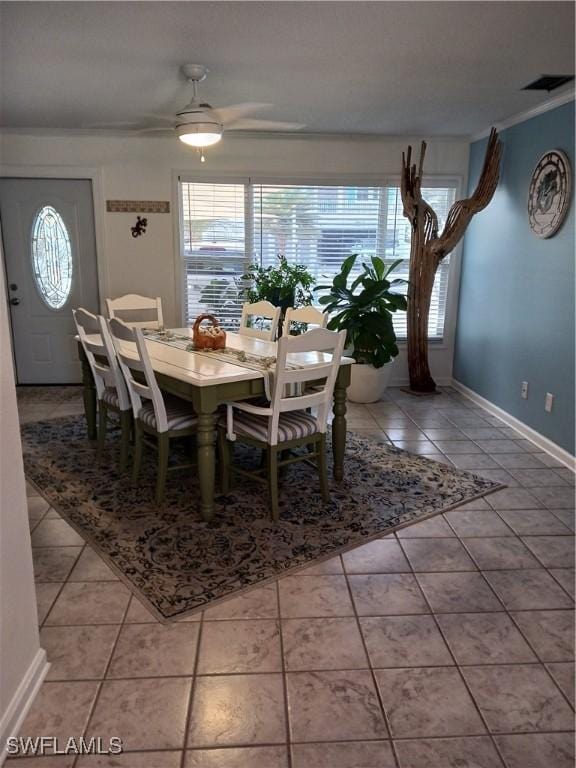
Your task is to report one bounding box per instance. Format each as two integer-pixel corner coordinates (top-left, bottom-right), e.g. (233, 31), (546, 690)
(77, 329), (353, 521)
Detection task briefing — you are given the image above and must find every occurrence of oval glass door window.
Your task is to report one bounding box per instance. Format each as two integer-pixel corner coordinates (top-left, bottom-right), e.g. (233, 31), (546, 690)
(31, 205), (73, 309)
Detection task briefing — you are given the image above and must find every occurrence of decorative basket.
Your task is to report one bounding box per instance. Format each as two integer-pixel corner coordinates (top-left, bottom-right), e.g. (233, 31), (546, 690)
(192, 314), (226, 350)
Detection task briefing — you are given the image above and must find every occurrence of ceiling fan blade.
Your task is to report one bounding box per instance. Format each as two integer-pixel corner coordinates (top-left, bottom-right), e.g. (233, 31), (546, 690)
(82, 120), (144, 129)
(133, 127), (174, 134)
(83, 113), (175, 130)
(226, 118), (305, 132)
(141, 113), (176, 124)
(212, 102), (273, 125)
(81, 124), (172, 135)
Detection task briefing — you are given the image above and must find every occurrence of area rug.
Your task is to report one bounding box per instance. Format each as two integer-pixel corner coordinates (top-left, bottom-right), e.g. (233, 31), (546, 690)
(22, 416), (503, 621)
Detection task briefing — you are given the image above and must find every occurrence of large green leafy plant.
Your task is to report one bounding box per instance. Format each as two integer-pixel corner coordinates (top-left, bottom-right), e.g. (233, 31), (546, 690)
(316, 255), (408, 368)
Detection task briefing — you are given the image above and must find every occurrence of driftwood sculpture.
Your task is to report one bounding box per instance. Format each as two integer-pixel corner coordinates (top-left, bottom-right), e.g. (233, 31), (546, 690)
(400, 128), (502, 393)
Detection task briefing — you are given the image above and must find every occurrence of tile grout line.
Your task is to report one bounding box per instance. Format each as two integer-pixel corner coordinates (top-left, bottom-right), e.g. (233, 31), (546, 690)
(547, 568), (576, 600)
(33, 542), (87, 587)
(398, 532), (513, 768)
(36, 596), (574, 629)
(276, 580), (294, 768)
(457, 536), (538, 573)
(179, 601), (205, 767)
(36, 657), (576, 683)
(443, 508), (518, 539)
(69, 591), (129, 768)
(113, 605), (576, 621)
(340, 559), (403, 768)
(490, 507), (573, 538)
(379, 474), (574, 736)
(503, 610), (576, 714)
(12, 730), (573, 756)
(33, 541), (85, 622)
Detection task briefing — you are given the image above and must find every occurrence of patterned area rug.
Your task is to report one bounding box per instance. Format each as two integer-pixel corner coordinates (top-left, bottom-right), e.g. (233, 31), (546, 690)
(22, 416), (503, 621)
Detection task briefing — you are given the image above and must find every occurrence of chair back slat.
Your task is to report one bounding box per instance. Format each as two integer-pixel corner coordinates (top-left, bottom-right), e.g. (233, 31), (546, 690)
(277, 364), (333, 387)
(98, 317), (131, 410)
(266, 327), (346, 444)
(74, 307), (100, 334)
(106, 294), (164, 330)
(74, 308), (132, 410)
(277, 390), (327, 412)
(92, 361), (115, 387)
(73, 308), (109, 400)
(108, 317), (170, 432)
(239, 300), (281, 341)
(115, 350), (146, 374)
(282, 306), (327, 336)
(83, 337), (107, 356)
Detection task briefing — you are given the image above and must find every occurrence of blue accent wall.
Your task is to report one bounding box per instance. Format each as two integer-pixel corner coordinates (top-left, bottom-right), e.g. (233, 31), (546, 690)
(454, 101), (575, 454)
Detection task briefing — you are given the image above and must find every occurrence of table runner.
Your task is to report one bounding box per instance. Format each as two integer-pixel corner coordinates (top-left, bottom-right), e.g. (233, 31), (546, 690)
(143, 330), (303, 399)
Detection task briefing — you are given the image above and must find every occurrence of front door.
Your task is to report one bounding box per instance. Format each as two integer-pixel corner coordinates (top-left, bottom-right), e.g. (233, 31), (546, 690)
(0, 178), (99, 383)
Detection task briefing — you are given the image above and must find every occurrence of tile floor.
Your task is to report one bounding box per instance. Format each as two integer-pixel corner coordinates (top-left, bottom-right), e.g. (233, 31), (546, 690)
(13, 385), (575, 767)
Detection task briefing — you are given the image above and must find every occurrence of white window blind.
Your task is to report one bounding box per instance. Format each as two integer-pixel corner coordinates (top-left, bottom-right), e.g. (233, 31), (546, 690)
(180, 180), (457, 338)
(180, 182), (248, 329)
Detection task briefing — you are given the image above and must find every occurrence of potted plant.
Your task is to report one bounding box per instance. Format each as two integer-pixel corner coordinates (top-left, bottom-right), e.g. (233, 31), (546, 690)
(242, 254), (315, 333)
(316, 254), (407, 403)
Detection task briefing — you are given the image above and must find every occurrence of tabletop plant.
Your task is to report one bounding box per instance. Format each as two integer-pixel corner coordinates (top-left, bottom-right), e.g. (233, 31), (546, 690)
(242, 253), (315, 334)
(242, 253), (315, 311)
(316, 254), (407, 368)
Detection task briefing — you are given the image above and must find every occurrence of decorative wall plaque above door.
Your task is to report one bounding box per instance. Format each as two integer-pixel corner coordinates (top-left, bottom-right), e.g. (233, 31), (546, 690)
(528, 150), (572, 238)
(106, 200), (170, 213)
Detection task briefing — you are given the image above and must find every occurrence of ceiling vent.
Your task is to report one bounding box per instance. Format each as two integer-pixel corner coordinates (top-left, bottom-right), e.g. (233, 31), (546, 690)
(522, 75), (574, 92)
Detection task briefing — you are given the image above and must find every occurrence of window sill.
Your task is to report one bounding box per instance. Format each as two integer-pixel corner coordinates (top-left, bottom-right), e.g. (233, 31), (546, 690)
(396, 339), (448, 350)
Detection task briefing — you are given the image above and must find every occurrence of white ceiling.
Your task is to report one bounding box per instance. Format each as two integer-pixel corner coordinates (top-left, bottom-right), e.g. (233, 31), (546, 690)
(0, 1), (574, 137)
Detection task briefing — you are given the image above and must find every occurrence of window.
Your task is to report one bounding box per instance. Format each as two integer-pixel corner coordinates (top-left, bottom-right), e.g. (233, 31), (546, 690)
(180, 182), (247, 329)
(31, 205), (73, 309)
(180, 180), (457, 338)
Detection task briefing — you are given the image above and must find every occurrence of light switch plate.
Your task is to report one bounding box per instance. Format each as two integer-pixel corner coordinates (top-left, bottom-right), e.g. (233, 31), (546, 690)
(545, 393), (554, 412)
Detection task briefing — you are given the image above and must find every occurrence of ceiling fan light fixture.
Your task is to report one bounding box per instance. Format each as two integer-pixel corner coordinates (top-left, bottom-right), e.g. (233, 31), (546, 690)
(177, 122), (223, 147)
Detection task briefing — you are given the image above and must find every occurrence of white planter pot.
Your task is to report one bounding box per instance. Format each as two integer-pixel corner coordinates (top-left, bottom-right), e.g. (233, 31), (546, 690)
(347, 360), (395, 403)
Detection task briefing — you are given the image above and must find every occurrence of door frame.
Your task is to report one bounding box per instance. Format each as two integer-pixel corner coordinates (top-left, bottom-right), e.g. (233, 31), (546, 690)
(0, 166), (109, 310)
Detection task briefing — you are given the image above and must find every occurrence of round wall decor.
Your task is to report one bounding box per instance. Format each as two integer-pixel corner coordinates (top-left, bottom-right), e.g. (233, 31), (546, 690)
(528, 149), (572, 238)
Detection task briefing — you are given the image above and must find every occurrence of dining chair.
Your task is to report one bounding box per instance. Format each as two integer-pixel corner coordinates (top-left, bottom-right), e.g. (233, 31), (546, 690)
(282, 305), (328, 336)
(238, 300), (281, 341)
(73, 308), (132, 471)
(108, 317), (198, 504)
(219, 327), (346, 520)
(106, 294), (164, 330)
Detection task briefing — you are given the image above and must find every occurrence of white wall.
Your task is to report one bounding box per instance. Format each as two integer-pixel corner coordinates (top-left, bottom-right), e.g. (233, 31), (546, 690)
(0, 131), (469, 383)
(0, 234), (47, 761)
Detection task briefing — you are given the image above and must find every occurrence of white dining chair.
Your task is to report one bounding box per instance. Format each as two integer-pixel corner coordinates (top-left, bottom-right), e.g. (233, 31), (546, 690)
(73, 308), (132, 471)
(219, 327), (346, 520)
(238, 300), (281, 341)
(108, 317), (198, 504)
(282, 305), (328, 337)
(106, 294), (164, 330)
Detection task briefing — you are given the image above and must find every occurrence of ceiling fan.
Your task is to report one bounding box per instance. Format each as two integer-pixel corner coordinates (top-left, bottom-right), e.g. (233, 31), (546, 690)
(86, 64), (304, 160)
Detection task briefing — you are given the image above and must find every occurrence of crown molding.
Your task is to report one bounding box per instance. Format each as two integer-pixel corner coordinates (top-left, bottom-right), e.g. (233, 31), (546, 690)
(470, 88), (575, 142)
(2, 91), (573, 145)
(0, 126), (469, 143)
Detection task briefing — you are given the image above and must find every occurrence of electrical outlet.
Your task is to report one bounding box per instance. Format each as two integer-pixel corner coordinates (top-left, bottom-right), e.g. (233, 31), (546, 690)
(545, 393), (555, 412)
(521, 381), (529, 399)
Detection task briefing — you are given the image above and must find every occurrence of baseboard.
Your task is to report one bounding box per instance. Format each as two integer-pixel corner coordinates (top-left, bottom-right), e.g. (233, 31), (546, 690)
(452, 379), (576, 471)
(0, 649), (49, 766)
